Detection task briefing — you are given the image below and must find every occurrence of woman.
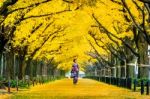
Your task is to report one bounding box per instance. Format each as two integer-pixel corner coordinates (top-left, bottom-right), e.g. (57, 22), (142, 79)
(71, 59), (79, 84)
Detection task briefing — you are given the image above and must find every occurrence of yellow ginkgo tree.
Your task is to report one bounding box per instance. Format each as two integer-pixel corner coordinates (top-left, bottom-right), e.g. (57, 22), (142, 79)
(0, 0), (149, 80)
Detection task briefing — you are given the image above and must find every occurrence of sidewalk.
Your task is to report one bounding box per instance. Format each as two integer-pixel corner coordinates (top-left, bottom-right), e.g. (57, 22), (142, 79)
(3, 78), (150, 99)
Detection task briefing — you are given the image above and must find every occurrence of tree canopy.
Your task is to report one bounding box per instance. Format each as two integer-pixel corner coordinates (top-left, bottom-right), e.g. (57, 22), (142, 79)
(0, 0), (149, 72)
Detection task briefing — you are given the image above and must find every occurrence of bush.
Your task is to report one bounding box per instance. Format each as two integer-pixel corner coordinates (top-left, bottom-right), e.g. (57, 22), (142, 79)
(18, 80), (28, 88)
(10, 80), (28, 88)
(0, 76), (4, 81)
(11, 80), (17, 88)
(133, 78), (149, 87)
(0, 76), (64, 88)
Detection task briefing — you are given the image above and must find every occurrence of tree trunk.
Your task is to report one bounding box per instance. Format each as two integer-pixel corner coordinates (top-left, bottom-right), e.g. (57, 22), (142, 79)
(18, 55), (26, 80)
(0, 53), (4, 77)
(138, 32), (149, 78)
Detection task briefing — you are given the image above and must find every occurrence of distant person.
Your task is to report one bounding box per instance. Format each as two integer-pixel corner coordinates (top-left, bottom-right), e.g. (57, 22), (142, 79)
(71, 59), (79, 84)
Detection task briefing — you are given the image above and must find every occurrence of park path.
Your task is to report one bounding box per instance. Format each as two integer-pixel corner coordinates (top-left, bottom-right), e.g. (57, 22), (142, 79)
(7, 78), (150, 99)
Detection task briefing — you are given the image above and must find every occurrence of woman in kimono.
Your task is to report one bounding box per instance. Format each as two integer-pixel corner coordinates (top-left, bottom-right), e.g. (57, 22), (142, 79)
(71, 59), (79, 84)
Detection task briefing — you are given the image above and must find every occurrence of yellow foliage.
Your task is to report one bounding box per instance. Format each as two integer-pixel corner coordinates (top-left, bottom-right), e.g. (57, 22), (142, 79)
(2, 0), (146, 70)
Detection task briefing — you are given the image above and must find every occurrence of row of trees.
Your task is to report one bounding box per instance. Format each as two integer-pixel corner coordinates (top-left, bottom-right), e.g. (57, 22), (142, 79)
(0, 0), (72, 81)
(85, 0), (150, 79)
(0, 0), (149, 82)
(0, 52), (64, 80)
(0, 0), (99, 81)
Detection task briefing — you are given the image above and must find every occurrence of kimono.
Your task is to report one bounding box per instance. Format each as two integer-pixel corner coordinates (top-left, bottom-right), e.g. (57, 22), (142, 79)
(71, 63), (79, 78)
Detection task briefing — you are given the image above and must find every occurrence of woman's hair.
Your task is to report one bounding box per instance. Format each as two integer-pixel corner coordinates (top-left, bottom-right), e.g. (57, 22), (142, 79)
(73, 59), (77, 62)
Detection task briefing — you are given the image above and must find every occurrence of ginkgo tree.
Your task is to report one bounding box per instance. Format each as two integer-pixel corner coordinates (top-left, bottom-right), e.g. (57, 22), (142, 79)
(0, 0), (149, 81)
(85, 0), (150, 78)
(0, 0), (94, 79)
